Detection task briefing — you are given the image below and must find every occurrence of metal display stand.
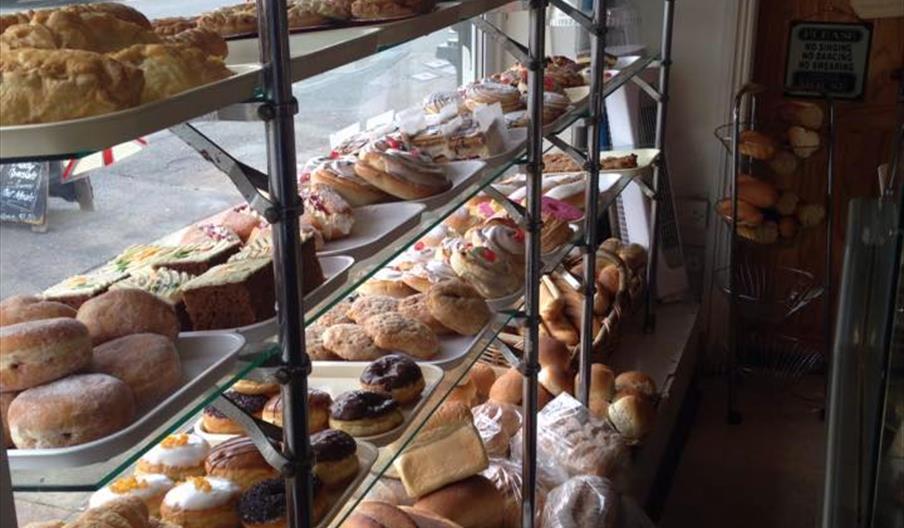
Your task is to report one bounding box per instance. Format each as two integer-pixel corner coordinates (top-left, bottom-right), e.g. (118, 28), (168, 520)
(0, 1), (677, 526)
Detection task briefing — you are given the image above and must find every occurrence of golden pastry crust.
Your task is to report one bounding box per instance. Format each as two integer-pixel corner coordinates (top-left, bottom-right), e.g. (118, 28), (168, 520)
(197, 4), (257, 37)
(2, 10), (161, 53)
(322, 323), (384, 361)
(350, 0), (416, 19)
(287, 1), (331, 27)
(41, 3), (153, 30)
(0, 12), (31, 34)
(162, 27), (228, 58)
(0, 48), (144, 125)
(152, 16), (197, 37)
(110, 43), (231, 103)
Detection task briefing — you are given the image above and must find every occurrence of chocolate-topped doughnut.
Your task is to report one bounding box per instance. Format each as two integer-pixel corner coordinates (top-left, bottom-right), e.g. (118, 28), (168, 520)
(359, 354), (426, 404)
(328, 390), (404, 437)
(312, 429), (357, 462)
(201, 390), (270, 435)
(260, 388), (331, 433)
(238, 477), (328, 527)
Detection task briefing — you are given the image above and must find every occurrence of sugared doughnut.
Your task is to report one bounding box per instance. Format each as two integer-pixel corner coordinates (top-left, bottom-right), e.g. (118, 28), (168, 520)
(359, 354), (425, 404)
(0, 295), (76, 326)
(76, 289), (180, 345)
(329, 390), (403, 437)
(8, 373), (135, 448)
(91, 333), (182, 408)
(312, 429), (359, 487)
(0, 317), (92, 392)
(425, 279), (490, 336)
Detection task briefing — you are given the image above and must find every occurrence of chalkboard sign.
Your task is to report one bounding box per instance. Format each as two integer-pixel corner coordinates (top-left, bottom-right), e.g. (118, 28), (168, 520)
(784, 21), (872, 100)
(0, 162), (49, 227)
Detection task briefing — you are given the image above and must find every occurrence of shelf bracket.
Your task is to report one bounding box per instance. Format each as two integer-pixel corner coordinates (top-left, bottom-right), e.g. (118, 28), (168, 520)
(630, 75), (663, 102)
(546, 136), (588, 169)
(482, 185), (526, 223)
(210, 394), (294, 474)
(170, 123), (281, 222)
(471, 18), (530, 65)
(547, 0), (595, 33)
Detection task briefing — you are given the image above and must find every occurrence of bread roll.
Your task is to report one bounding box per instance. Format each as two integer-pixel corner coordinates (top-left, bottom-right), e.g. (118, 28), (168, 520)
(614, 371), (656, 400)
(488, 368), (522, 405)
(768, 149), (798, 177)
(608, 394), (655, 444)
(413, 475), (504, 528)
(91, 333), (182, 408)
(0, 317), (92, 392)
(446, 375), (479, 408)
(77, 289), (180, 345)
(575, 364), (615, 419)
(788, 126), (820, 158)
(8, 373), (136, 448)
(739, 130), (776, 160)
(797, 203), (826, 227)
(539, 364), (573, 396)
(538, 335), (570, 369)
(398, 506), (464, 528)
(715, 198), (763, 227)
(345, 501), (417, 528)
(469, 362), (496, 400)
(737, 176), (778, 209)
(1, 390), (16, 447)
(0, 295), (77, 326)
(779, 100), (823, 129)
(779, 216), (798, 239)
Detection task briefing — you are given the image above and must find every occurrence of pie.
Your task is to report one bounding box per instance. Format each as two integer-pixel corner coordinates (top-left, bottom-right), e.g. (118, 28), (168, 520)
(111, 43), (232, 103)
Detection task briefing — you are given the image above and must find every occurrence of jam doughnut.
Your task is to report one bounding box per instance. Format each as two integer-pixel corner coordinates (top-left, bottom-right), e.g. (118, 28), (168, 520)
(359, 354), (425, 404)
(329, 390), (403, 437)
(312, 429), (359, 487)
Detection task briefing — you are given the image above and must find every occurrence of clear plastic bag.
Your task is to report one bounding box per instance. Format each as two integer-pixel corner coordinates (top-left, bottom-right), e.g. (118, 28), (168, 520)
(541, 476), (618, 528)
(481, 457), (547, 528)
(472, 401), (523, 458)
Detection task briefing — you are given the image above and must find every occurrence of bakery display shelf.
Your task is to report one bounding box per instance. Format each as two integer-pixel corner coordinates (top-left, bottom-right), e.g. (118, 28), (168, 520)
(324, 312), (517, 527)
(8, 344), (280, 491)
(318, 203), (426, 259)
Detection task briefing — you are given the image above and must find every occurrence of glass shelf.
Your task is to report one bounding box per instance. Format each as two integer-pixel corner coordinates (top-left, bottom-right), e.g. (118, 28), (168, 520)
(8, 345), (280, 492)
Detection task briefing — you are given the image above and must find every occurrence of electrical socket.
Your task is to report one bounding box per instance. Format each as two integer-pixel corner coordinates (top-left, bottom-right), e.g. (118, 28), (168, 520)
(676, 197), (709, 247)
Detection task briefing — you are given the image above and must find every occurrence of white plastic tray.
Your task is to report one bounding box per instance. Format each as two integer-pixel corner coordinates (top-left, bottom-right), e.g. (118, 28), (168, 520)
(319, 202), (425, 259)
(0, 64), (262, 160)
(182, 255), (355, 343)
(310, 361), (444, 446)
(483, 127), (527, 168)
(7, 332), (246, 470)
(413, 159), (487, 210)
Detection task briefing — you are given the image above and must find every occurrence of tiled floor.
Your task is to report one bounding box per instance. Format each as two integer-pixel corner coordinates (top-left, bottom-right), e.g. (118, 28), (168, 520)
(659, 374), (826, 528)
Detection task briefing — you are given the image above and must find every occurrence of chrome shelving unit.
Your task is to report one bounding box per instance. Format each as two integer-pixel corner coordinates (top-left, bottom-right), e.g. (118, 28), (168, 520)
(0, 0), (677, 525)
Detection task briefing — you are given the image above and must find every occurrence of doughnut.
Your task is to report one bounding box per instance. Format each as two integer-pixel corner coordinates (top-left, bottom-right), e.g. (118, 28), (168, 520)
(204, 436), (279, 490)
(136, 433), (210, 481)
(397, 293), (452, 336)
(311, 428), (359, 487)
(0, 295), (76, 326)
(0, 317), (92, 392)
(311, 156), (391, 207)
(359, 268), (418, 299)
(238, 477), (328, 528)
(160, 476), (241, 528)
(89, 474), (175, 517)
(8, 373), (135, 448)
(362, 312), (439, 360)
(202, 390), (270, 435)
(91, 333), (182, 408)
(346, 295), (399, 324)
(329, 390), (403, 437)
(354, 150), (451, 200)
(359, 354), (425, 404)
(425, 279), (490, 336)
(260, 388), (331, 433)
(322, 323), (384, 361)
(233, 378), (280, 397)
(76, 288), (180, 345)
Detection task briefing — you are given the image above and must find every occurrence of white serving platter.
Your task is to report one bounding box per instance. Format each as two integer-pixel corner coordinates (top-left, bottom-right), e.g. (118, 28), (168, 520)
(319, 202), (425, 259)
(413, 159), (487, 210)
(0, 64), (262, 160)
(8, 332), (246, 470)
(482, 127), (527, 168)
(182, 255), (355, 344)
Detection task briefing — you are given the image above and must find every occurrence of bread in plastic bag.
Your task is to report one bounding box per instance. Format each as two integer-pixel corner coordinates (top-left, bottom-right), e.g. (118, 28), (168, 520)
(481, 457), (546, 528)
(541, 475), (618, 528)
(472, 401), (522, 458)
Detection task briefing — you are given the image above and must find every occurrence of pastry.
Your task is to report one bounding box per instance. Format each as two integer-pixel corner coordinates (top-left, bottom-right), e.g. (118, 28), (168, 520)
(464, 221), (525, 270)
(152, 16), (197, 36)
(311, 156), (392, 206)
(322, 323), (384, 361)
(1, 10), (160, 53)
(329, 390), (403, 436)
(543, 152), (581, 173)
(360, 268), (418, 298)
(0, 317), (92, 392)
(160, 476), (241, 528)
(600, 153), (638, 169)
(344, 501), (418, 528)
(202, 389), (270, 435)
(739, 129), (776, 160)
(0, 295), (76, 326)
(77, 288), (180, 345)
(395, 242), (440, 272)
(446, 375), (479, 408)
(360, 354), (425, 404)
(607, 394), (655, 444)
(469, 363), (496, 400)
(614, 370), (656, 400)
(362, 312), (439, 360)
(355, 150), (450, 200)
(217, 208), (264, 242)
(424, 279), (489, 336)
(197, 3), (257, 37)
(205, 436), (279, 490)
(443, 207), (479, 235)
(89, 474), (175, 516)
(346, 294), (399, 323)
(287, 0), (331, 28)
(449, 245), (521, 299)
(1, 391), (16, 447)
(40, 267), (129, 308)
(350, 0), (417, 19)
(181, 258), (276, 330)
(423, 90), (464, 115)
(111, 43), (231, 104)
(238, 477), (328, 528)
(305, 325), (340, 360)
(444, 117), (494, 161)
(463, 81), (523, 113)
(318, 296), (355, 326)
(413, 475), (504, 528)
(300, 183), (355, 240)
(0, 48), (144, 125)
(715, 198), (764, 227)
(91, 333), (182, 408)
(136, 433), (211, 481)
(398, 293), (452, 335)
(8, 373), (135, 448)
(312, 428), (359, 487)
(232, 379), (279, 397)
(541, 91), (570, 122)
(260, 388), (331, 432)
(69, 497), (152, 528)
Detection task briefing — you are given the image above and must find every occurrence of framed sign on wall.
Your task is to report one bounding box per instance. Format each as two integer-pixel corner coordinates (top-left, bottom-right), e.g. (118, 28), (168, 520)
(784, 20), (873, 99)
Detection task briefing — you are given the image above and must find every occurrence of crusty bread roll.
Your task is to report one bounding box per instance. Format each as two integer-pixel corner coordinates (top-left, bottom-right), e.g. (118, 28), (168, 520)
(608, 393), (655, 444)
(77, 288), (180, 345)
(538, 335), (569, 369)
(1, 390), (16, 448)
(539, 364), (573, 397)
(576, 364), (615, 418)
(737, 176), (779, 209)
(446, 375), (479, 408)
(614, 371), (656, 400)
(739, 130), (776, 160)
(0, 295), (77, 327)
(788, 126), (820, 158)
(8, 373), (136, 448)
(469, 362), (496, 400)
(413, 475), (504, 528)
(769, 149), (799, 177)
(91, 333), (182, 408)
(0, 317), (92, 392)
(488, 368), (522, 405)
(398, 506), (464, 528)
(346, 501), (418, 528)
(779, 100), (823, 130)
(715, 198), (763, 227)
